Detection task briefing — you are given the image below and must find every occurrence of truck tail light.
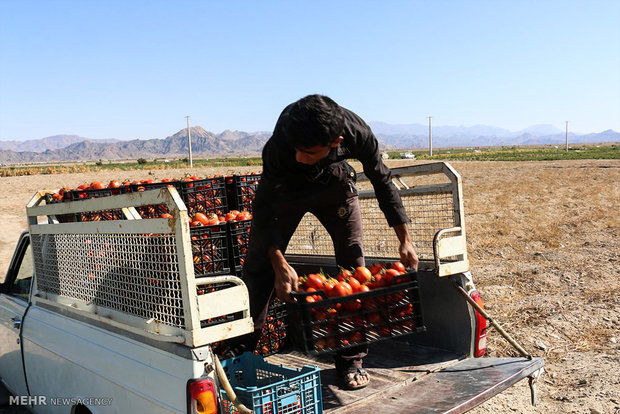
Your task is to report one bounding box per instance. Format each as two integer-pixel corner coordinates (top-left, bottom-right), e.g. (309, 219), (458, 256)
(188, 378), (219, 414)
(471, 290), (487, 357)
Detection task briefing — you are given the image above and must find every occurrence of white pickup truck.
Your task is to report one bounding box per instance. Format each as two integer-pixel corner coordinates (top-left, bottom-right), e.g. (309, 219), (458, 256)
(0, 162), (544, 413)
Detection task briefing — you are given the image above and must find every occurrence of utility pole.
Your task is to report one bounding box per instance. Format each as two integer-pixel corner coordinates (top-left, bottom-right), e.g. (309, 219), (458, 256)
(186, 115), (193, 167)
(428, 116), (433, 156)
(565, 121), (569, 153)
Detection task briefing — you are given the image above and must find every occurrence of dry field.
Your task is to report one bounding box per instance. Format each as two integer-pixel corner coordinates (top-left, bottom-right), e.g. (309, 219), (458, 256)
(0, 159), (618, 413)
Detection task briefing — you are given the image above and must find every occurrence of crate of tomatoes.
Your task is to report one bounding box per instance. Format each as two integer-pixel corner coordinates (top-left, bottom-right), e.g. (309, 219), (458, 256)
(225, 210), (253, 276)
(129, 178), (180, 218)
(188, 210), (253, 277)
(255, 299), (288, 356)
(180, 175), (228, 217)
(225, 173), (261, 213)
(287, 262), (425, 355)
(46, 181), (130, 222)
(189, 213), (231, 277)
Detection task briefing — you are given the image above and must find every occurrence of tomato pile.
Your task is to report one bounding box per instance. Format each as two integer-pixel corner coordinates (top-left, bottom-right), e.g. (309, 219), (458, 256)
(189, 210), (252, 227)
(299, 261), (408, 301)
(292, 262), (418, 352)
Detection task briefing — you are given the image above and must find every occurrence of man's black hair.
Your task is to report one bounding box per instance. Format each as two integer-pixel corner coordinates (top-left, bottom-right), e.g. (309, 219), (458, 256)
(284, 94), (345, 149)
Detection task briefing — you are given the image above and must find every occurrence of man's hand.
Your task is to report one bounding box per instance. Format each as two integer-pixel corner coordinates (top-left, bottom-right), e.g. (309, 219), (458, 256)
(268, 246), (299, 302)
(393, 223), (419, 271)
(398, 240), (419, 271)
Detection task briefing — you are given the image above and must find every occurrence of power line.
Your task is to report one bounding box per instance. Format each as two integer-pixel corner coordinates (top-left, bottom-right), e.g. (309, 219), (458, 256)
(565, 121), (569, 152)
(427, 116), (433, 156)
(186, 115), (193, 168)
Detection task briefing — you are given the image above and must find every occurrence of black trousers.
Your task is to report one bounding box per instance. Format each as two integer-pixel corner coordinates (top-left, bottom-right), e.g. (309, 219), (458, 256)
(241, 163), (368, 370)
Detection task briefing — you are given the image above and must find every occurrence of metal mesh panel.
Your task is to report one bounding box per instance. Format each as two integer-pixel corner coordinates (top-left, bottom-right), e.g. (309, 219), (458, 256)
(31, 232), (185, 328)
(286, 191), (456, 260)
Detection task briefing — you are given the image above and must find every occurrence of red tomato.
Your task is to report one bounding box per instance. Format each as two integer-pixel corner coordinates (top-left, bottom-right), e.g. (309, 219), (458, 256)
(325, 336), (337, 349)
(368, 263), (385, 275)
(322, 279), (336, 297)
(160, 213), (173, 219)
(341, 281), (353, 296)
(348, 331), (363, 344)
(330, 282), (349, 297)
(236, 211), (253, 221)
(366, 311), (383, 324)
(89, 181), (105, 190)
(347, 277), (361, 293)
(107, 180), (121, 189)
(358, 284), (370, 293)
(353, 267), (372, 284)
(337, 268), (352, 282)
(368, 273), (387, 289)
(343, 298), (362, 312)
(305, 274), (324, 291)
(391, 261), (406, 273)
(383, 269), (401, 285)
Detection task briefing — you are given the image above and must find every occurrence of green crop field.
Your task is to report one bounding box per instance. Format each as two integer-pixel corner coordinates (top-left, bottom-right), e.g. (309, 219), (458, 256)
(387, 144), (618, 162)
(1, 144), (617, 177)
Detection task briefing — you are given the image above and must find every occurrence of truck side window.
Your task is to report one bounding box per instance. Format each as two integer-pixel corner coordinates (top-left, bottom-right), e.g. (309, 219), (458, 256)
(12, 242), (33, 300)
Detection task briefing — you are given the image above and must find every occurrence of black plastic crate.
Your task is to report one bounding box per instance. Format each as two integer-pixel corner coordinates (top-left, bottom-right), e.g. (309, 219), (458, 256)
(287, 272), (425, 355)
(135, 203), (173, 219)
(255, 299), (288, 356)
(226, 173), (261, 213)
(67, 187), (127, 201)
(180, 176), (227, 217)
(129, 181), (181, 218)
(43, 193), (76, 222)
(227, 219), (252, 276)
(62, 187), (129, 222)
(129, 180), (180, 193)
(190, 223), (231, 277)
(77, 209), (125, 221)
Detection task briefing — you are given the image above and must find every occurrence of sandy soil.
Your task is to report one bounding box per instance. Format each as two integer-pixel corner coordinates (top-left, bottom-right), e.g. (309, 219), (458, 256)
(0, 159), (618, 413)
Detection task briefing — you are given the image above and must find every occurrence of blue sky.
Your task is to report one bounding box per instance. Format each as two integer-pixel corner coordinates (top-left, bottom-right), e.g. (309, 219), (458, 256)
(1, 0), (619, 141)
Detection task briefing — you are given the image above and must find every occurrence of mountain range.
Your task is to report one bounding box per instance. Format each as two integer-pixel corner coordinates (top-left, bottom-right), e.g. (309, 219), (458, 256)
(0, 124), (618, 164)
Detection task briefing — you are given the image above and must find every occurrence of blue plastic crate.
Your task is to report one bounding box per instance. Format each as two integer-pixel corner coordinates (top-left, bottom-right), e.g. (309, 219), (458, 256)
(220, 352), (322, 414)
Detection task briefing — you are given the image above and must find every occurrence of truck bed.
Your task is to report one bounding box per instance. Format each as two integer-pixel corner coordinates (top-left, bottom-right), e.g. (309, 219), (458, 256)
(266, 339), (543, 413)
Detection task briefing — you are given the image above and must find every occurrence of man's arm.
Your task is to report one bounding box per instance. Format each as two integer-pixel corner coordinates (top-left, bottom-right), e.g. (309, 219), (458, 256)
(393, 223), (419, 271)
(268, 246), (299, 303)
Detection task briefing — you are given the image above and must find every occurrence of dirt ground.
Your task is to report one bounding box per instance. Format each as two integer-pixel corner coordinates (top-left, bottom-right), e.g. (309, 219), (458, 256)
(0, 159), (618, 413)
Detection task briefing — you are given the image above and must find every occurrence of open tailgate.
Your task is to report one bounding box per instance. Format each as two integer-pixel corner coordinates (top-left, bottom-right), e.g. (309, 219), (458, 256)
(331, 356), (544, 413)
(268, 342), (543, 414)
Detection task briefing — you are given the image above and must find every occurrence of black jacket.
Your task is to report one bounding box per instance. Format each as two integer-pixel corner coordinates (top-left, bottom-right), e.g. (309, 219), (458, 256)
(252, 103), (409, 248)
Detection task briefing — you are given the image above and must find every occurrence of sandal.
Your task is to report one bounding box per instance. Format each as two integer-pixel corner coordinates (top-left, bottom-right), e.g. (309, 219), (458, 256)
(341, 367), (370, 390)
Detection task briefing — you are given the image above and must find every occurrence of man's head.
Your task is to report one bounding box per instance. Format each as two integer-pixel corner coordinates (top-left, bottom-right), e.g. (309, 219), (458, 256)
(284, 94), (345, 165)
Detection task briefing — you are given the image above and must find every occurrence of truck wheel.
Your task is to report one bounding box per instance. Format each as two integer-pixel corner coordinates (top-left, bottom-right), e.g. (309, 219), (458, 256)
(72, 404), (92, 414)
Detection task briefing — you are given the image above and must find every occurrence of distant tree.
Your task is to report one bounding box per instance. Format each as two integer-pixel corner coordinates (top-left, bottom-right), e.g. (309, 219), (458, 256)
(95, 159), (103, 166)
(137, 158), (148, 165)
